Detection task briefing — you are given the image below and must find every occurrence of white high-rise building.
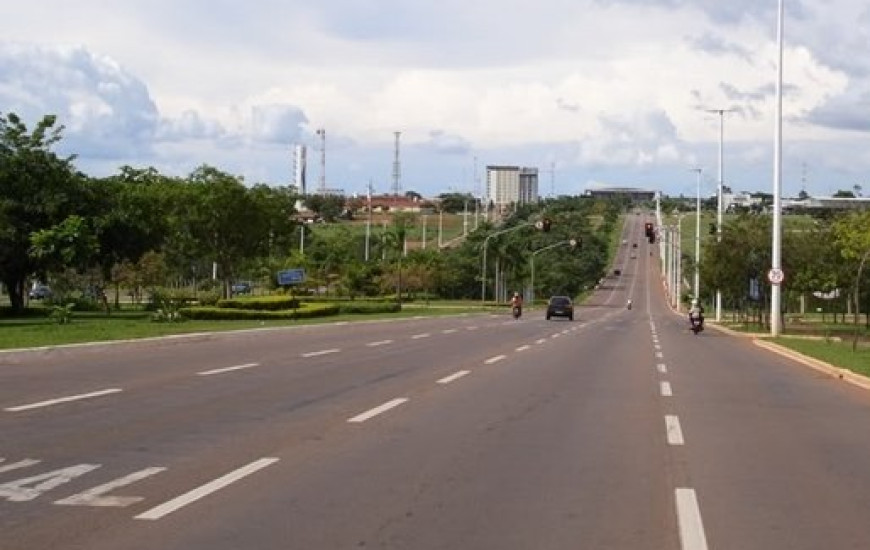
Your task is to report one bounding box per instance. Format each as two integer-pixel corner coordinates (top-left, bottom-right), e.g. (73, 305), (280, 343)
(292, 144), (307, 195)
(486, 165), (539, 210)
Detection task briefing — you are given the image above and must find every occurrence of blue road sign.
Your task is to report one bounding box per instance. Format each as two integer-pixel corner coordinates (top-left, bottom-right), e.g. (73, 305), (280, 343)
(277, 268), (305, 286)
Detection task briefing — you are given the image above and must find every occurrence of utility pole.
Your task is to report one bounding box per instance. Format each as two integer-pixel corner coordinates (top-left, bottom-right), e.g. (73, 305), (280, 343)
(707, 107), (734, 322)
(771, 0), (785, 336)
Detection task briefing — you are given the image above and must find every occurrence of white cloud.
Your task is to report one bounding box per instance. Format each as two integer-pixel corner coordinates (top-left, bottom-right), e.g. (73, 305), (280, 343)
(1, 1), (869, 197)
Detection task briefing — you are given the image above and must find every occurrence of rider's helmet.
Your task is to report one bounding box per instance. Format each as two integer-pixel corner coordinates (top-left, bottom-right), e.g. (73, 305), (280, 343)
(691, 299), (698, 307)
(513, 291), (520, 298)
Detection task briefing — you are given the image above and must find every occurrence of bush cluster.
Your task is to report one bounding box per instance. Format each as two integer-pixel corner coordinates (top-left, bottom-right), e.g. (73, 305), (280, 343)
(180, 303), (339, 321)
(217, 296), (300, 310)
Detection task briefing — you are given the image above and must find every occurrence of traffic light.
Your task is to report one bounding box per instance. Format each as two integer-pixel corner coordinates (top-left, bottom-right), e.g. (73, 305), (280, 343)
(542, 218), (552, 232)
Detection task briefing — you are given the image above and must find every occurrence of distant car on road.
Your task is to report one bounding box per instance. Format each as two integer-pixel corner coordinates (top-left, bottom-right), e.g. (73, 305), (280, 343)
(28, 284), (52, 300)
(546, 296), (574, 321)
(231, 282), (252, 295)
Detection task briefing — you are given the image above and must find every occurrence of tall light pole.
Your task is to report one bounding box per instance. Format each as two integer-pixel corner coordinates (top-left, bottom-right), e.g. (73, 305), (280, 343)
(771, 0), (785, 336)
(530, 239), (577, 303)
(707, 108), (734, 321)
(481, 223), (533, 304)
(690, 168), (703, 301)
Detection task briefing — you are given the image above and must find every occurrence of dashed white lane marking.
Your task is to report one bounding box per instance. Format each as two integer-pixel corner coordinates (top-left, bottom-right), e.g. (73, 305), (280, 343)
(551, 334), (561, 339)
(660, 381), (673, 397)
(56, 467), (167, 507)
(655, 351), (664, 359)
(561, 329), (571, 335)
(5, 388), (123, 412)
(301, 349), (340, 358)
(366, 340), (394, 347)
(675, 488), (709, 550)
(348, 398), (409, 423)
(654, 344), (662, 350)
(198, 363), (259, 376)
(484, 355), (507, 365)
(466, 326), (479, 330)
(516, 345), (531, 352)
(536, 338), (548, 345)
(135, 458), (279, 520)
(437, 371), (471, 385)
(0, 459), (41, 474)
(657, 363), (668, 374)
(665, 415), (685, 445)
(442, 329), (458, 334)
(411, 333), (431, 339)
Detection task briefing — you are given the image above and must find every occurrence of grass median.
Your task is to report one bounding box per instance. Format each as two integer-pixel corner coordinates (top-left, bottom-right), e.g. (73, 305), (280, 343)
(768, 337), (870, 378)
(0, 304), (491, 351)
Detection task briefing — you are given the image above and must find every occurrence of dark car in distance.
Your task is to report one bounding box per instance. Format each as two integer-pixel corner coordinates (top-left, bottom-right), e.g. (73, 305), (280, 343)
(546, 296), (574, 321)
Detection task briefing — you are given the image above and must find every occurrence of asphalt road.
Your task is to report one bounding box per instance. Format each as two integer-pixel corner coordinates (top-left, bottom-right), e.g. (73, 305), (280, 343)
(3, 215), (870, 549)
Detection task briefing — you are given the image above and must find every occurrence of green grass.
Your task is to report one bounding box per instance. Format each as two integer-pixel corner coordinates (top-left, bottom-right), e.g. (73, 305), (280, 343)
(769, 337), (870, 377)
(0, 303), (488, 351)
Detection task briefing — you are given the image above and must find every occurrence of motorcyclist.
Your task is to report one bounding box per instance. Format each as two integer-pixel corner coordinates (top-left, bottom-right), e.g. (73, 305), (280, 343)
(688, 299), (704, 328)
(626, 299), (632, 310)
(510, 292), (523, 318)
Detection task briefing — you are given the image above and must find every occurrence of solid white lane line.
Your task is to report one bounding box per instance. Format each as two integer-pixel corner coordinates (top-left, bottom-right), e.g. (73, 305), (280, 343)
(366, 340), (394, 347)
(301, 349), (340, 358)
(536, 338), (547, 345)
(438, 371), (471, 385)
(661, 381), (673, 397)
(442, 329), (458, 334)
(412, 333), (431, 339)
(5, 388), (123, 412)
(135, 458), (278, 520)
(515, 345), (531, 352)
(348, 398), (409, 423)
(198, 363), (259, 376)
(675, 488), (709, 550)
(665, 415), (685, 445)
(657, 363), (668, 374)
(484, 355), (507, 365)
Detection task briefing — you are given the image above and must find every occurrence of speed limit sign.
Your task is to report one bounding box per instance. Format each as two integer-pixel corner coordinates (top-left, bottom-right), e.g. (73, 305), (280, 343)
(767, 268), (785, 285)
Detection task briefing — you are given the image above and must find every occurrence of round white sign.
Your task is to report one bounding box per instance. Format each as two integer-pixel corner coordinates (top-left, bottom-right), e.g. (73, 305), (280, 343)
(767, 268), (785, 285)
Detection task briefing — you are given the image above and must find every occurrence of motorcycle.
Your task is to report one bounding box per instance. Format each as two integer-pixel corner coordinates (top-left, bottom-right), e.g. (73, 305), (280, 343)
(626, 300), (632, 310)
(512, 305), (522, 320)
(689, 315), (704, 334)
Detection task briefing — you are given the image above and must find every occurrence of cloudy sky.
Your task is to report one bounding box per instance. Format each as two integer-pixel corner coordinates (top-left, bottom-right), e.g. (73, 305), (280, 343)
(2, 0), (868, 198)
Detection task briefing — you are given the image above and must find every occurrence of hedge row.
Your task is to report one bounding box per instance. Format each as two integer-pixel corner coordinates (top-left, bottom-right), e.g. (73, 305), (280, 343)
(217, 296), (300, 310)
(337, 302), (401, 314)
(180, 303), (339, 321)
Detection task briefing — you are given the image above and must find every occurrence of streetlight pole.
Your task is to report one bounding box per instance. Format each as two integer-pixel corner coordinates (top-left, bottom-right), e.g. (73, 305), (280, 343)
(481, 223), (534, 304)
(690, 168), (702, 301)
(707, 108), (734, 321)
(530, 239), (576, 303)
(771, 0), (785, 336)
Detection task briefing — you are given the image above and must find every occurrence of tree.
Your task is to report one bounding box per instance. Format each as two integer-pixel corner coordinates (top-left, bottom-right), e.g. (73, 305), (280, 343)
(304, 193), (346, 222)
(834, 210), (870, 349)
(0, 113), (82, 312)
(182, 166), (274, 297)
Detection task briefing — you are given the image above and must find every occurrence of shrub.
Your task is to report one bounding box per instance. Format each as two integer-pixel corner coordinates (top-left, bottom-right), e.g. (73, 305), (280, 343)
(180, 303), (339, 321)
(49, 303), (76, 325)
(338, 302), (401, 314)
(217, 296), (300, 310)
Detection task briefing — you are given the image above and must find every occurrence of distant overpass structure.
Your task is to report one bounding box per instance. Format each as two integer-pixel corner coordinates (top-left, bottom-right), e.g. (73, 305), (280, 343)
(583, 186), (657, 202)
